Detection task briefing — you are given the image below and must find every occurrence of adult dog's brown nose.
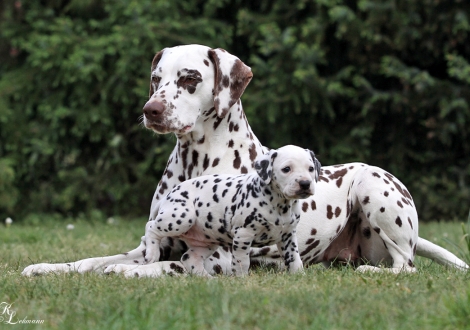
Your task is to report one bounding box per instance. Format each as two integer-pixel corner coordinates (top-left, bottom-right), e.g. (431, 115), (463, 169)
(143, 99), (165, 121)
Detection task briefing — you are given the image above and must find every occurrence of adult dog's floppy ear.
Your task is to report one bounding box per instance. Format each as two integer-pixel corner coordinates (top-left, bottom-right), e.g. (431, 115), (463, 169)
(208, 48), (253, 118)
(308, 150), (321, 182)
(254, 150), (278, 184)
(149, 49), (166, 98)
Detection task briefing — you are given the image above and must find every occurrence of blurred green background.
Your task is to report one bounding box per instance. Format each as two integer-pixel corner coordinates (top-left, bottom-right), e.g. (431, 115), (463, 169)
(0, 0), (469, 222)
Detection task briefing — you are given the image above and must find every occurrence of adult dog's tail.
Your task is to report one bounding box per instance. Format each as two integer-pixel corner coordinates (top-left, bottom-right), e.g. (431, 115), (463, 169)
(416, 237), (469, 270)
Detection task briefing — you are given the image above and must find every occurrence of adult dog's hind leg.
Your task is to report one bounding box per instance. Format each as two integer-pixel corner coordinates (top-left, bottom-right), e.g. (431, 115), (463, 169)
(352, 167), (418, 273)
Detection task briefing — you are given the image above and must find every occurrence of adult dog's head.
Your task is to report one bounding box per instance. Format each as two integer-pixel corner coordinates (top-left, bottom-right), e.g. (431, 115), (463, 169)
(254, 145), (321, 199)
(142, 44), (253, 134)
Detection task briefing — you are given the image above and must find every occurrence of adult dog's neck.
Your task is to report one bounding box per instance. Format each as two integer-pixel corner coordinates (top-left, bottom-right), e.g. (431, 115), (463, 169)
(174, 102), (267, 179)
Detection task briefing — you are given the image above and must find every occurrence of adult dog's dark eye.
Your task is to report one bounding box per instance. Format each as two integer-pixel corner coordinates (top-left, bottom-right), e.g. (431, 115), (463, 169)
(152, 76), (161, 85)
(181, 76), (197, 85)
(309, 166), (314, 172)
(281, 167), (291, 173)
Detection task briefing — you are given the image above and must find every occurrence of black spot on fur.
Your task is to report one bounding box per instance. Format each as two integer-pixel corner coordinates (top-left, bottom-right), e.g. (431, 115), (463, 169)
(395, 216), (402, 227)
(213, 264), (223, 274)
(170, 262), (185, 273)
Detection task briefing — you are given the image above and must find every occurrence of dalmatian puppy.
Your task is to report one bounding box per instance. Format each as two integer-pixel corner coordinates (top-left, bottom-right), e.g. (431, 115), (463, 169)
(22, 44), (468, 278)
(144, 145), (320, 276)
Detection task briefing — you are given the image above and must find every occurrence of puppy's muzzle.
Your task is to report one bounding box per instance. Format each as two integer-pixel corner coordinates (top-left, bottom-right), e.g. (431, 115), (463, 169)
(299, 180), (311, 191)
(295, 180), (313, 198)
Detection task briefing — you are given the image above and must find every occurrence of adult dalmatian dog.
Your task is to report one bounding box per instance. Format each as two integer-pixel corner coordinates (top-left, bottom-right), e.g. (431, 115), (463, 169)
(23, 44), (468, 277)
(144, 145), (320, 276)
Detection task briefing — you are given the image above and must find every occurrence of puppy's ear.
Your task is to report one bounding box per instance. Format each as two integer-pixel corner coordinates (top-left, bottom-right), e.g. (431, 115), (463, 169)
(208, 48), (253, 118)
(149, 49), (166, 98)
(308, 150), (321, 182)
(254, 150), (278, 184)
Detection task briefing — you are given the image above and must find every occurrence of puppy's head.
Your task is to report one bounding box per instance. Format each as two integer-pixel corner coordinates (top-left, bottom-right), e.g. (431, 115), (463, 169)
(255, 145), (321, 199)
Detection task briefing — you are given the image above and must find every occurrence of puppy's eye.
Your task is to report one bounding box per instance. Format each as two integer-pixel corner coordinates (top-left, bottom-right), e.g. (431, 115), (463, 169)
(309, 166), (314, 172)
(281, 167), (291, 173)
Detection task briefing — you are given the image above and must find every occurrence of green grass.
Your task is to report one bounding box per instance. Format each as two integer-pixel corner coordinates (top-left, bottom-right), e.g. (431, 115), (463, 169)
(1, 218), (470, 330)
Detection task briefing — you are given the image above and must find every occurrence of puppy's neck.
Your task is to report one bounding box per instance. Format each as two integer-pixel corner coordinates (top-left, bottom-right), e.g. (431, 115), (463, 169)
(261, 181), (296, 211)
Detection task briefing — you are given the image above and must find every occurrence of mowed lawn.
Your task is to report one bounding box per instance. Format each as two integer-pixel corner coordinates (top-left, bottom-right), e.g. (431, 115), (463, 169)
(1, 216), (470, 330)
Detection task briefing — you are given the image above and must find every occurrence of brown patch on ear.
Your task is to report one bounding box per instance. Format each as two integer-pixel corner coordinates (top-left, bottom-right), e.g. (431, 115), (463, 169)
(208, 48), (253, 118)
(229, 59), (253, 107)
(208, 49), (222, 91)
(149, 49), (165, 98)
(208, 49), (225, 117)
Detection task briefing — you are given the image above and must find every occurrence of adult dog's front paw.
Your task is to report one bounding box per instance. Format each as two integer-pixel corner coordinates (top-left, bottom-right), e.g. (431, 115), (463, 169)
(22, 263), (55, 276)
(104, 264), (139, 276)
(104, 264), (161, 278)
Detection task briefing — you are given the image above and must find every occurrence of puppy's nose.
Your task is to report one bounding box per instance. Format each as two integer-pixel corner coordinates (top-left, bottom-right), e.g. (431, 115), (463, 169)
(299, 180), (311, 190)
(143, 99), (165, 120)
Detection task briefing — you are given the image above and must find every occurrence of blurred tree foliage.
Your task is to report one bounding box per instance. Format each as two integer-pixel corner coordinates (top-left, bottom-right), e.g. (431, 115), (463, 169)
(0, 0), (469, 221)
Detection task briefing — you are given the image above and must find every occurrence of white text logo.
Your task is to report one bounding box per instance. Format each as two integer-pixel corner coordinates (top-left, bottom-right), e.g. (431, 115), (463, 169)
(0, 302), (45, 325)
